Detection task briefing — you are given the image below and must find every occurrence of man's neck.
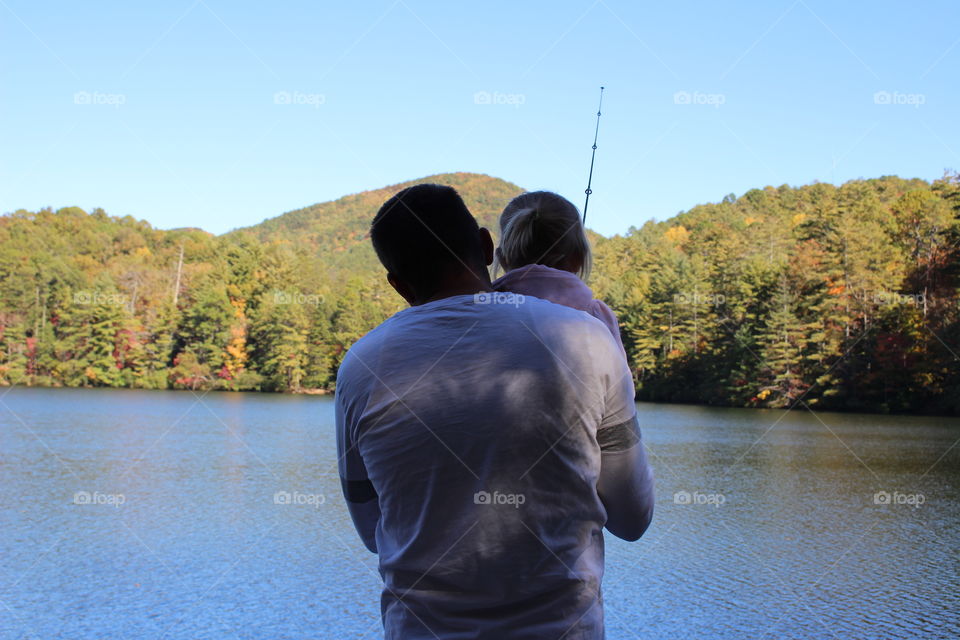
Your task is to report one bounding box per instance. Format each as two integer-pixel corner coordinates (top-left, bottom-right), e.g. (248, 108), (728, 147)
(417, 273), (493, 306)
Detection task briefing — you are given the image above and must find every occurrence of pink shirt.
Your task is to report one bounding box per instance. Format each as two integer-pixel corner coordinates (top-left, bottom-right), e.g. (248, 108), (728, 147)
(493, 264), (627, 358)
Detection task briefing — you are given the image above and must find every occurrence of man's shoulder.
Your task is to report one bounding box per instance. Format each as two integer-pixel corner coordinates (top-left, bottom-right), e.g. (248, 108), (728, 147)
(340, 295), (615, 374)
(337, 311), (401, 383)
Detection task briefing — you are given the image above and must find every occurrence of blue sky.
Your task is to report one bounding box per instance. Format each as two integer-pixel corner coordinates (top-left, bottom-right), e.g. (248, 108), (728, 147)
(2, 1), (958, 236)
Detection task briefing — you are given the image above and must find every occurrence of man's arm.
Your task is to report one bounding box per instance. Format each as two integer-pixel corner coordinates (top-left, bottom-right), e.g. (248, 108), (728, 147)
(335, 376), (380, 553)
(595, 339), (655, 541)
(597, 414), (655, 541)
(341, 477), (380, 553)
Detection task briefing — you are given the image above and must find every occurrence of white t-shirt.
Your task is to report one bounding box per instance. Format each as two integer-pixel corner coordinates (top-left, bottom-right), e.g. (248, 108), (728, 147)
(336, 292), (649, 640)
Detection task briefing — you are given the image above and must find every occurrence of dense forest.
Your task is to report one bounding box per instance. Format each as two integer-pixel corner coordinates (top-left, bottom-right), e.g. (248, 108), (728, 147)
(1, 171), (958, 414)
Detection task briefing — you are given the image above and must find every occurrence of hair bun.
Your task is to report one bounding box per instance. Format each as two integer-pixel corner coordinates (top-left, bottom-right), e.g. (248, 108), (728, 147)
(514, 206), (537, 221)
(496, 190), (592, 280)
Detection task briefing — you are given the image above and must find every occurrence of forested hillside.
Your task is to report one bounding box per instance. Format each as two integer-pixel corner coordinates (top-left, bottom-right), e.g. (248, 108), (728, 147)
(0, 173), (520, 394)
(2, 172), (958, 414)
(595, 174), (960, 414)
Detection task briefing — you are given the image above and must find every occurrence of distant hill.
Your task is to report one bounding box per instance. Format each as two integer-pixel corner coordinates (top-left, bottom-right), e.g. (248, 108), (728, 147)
(227, 172), (523, 277)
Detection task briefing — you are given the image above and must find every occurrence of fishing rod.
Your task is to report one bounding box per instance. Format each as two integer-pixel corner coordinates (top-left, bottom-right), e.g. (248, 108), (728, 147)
(582, 86), (604, 224)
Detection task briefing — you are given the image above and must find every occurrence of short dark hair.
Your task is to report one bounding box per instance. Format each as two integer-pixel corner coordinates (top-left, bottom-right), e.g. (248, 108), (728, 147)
(371, 184), (483, 297)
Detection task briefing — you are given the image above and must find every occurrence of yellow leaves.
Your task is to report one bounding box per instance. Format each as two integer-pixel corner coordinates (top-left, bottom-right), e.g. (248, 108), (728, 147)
(757, 389), (771, 400)
(791, 213), (807, 227)
(225, 324), (248, 375)
(226, 342), (246, 361)
(73, 254), (99, 276)
(663, 225), (689, 247)
(134, 246), (151, 258)
(744, 216), (760, 226)
(229, 298), (247, 318)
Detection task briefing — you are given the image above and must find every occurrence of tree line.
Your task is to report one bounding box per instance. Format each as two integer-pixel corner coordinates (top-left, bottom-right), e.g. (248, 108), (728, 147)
(595, 173), (959, 414)
(1, 172), (957, 414)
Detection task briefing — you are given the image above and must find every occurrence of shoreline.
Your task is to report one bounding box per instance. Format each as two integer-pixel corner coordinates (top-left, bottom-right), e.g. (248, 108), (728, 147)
(4, 381), (957, 418)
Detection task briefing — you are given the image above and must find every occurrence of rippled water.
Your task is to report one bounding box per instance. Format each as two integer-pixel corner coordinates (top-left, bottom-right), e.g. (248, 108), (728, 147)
(1, 387), (957, 639)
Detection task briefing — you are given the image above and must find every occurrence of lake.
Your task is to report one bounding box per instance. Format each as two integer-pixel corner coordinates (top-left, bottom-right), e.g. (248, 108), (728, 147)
(1, 387), (957, 639)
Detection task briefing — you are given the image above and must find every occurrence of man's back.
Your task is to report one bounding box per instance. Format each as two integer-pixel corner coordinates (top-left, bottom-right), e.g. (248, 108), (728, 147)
(336, 293), (643, 639)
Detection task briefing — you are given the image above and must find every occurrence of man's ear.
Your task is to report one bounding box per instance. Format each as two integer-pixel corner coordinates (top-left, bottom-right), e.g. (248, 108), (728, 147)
(478, 227), (494, 266)
(387, 273), (416, 306)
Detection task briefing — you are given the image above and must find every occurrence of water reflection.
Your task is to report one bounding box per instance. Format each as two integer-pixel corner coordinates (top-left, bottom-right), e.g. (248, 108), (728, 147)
(0, 389), (956, 639)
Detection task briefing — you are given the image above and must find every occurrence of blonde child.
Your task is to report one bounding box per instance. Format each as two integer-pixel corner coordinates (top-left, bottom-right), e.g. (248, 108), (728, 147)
(492, 191), (626, 357)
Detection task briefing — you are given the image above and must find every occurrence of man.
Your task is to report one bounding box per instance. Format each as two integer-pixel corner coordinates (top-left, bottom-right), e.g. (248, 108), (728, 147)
(336, 184), (654, 639)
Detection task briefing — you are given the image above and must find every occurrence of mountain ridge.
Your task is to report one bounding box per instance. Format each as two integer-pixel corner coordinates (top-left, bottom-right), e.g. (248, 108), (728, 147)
(222, 172), (524, 278)
(228, 171), (523, 238)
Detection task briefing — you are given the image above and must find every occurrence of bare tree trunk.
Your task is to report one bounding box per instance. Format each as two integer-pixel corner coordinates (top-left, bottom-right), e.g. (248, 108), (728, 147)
(172, 245), (184, 306)
(130, 281), (139, 314)
(34, 286), (41, 336)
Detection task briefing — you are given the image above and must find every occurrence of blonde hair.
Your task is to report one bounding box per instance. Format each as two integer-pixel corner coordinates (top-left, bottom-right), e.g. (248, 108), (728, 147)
(494, 191), (592, 280)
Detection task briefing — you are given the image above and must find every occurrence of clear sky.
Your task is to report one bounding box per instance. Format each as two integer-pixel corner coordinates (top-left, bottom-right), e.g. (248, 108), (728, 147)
(2, 1), (958, 236)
